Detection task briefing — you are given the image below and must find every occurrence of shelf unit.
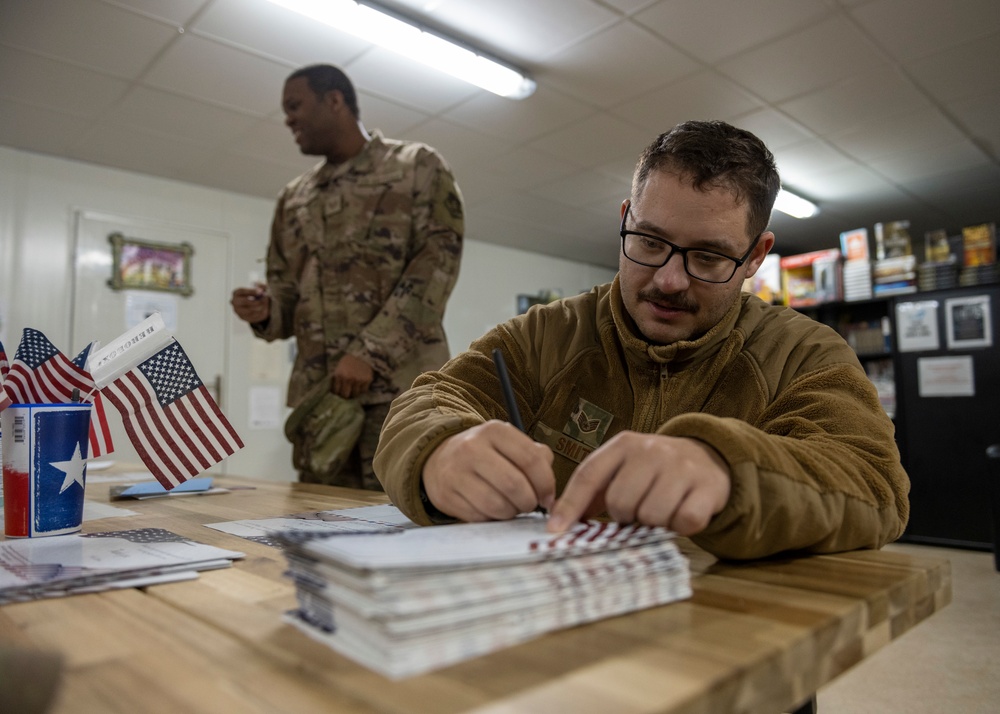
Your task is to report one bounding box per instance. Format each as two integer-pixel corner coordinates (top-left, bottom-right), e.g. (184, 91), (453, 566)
(793, 284), (1000, 551)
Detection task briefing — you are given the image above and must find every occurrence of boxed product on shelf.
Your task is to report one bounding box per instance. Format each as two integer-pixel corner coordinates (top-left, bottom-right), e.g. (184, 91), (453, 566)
(923, 228), (954, 263)
(961, 222), (997, 267)
(873, 254), (918, 296)
(840, 227), (870, 262)
(780, 249), (842, 307)
(874, 220), (913, 260)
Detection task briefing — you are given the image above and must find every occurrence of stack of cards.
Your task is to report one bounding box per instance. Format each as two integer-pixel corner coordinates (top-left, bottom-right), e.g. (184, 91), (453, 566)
(278, 513), (691, 679)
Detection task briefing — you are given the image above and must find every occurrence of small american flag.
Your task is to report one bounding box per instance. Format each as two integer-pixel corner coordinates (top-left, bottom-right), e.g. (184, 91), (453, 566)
(0, 340), (9, 410)
(101, 339), (243, 489)
(72, 342), (114, 457)
(0, 329), (114, 456)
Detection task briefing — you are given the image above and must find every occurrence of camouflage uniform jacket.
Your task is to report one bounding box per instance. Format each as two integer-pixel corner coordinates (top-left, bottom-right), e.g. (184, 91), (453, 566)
(375, 278), (910, 561)
(254, 130), (464, 408)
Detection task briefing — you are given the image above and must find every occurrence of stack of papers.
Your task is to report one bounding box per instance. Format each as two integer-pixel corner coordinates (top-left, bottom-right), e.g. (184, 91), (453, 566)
(279, 513), (691, 679)
(0, 528), (244, 604)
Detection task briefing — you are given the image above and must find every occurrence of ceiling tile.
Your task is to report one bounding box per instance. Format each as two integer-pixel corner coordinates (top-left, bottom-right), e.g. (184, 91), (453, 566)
(68, 122), (213, 178)
(528, 113), (652, 169)
(224, 117), (318, 170)
(357, 93), (432, 138)
(401, 118), (514, 174)
(477, 147), (582, 190)
(0, 101), (94, 157)
(831, 107), (973, 162)
(778, 68), (933, 137)
(949, 91), (1000, 157)
(182, 150), (305, 199)
(540, 22), (699, 107)
(0, 0), (178, 78)
(850, 0), (1000, 61)
(143, 33), (291, 115)
(532, 170), (630, 210)
(191, 0), (371, 67)
(343, 47), (480, 114)
(634, 0), (832, 64)
(729, 108), (814, 151)
(0, 46), (130, 118)
(905, 163), (1000, 221)
(103, 0), (208, 25)
(718, 15), (890, 103)
(904, 33), (1000, 102)
(109, 86), (260, 147)
(868, 139), (991, 183)
(611, 69), (763, 133)
(771, 140), (858, 197)
(443, 87), (596, 144)
(790, 163), (902, 202)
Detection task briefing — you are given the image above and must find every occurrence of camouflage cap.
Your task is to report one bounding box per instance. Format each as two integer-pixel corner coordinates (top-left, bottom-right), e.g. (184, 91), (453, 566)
(284, 381), (364, 481)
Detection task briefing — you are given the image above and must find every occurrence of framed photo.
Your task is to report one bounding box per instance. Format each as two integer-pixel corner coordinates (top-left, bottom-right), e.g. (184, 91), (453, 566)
(945, 294), (992, 349)
(108, 232), (194, 296)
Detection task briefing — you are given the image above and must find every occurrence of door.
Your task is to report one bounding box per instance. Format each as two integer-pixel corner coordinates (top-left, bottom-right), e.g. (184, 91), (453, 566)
(70, 210), (233, 474)
(894, 285), (1000, 548)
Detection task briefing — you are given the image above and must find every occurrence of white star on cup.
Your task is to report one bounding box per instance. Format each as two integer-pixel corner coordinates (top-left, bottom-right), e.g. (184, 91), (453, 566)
(51, 442), (87, 494)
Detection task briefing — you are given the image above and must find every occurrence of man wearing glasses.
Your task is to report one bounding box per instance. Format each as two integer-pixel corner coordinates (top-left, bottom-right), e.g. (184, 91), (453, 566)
(374, 120), (909, 560)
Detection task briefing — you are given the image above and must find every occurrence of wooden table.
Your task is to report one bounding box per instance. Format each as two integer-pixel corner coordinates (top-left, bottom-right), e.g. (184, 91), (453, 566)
(0, 474), (951, 714)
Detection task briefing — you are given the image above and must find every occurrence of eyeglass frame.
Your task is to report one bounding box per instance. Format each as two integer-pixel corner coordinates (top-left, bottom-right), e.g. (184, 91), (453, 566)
(619, 203), (762, 284)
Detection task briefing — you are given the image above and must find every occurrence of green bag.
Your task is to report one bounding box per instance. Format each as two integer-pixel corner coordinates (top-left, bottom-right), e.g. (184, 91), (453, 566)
(284, 382), (364, 481)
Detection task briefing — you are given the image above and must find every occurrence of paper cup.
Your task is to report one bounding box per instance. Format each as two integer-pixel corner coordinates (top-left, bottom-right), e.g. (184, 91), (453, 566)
(2, 403), (92, 538)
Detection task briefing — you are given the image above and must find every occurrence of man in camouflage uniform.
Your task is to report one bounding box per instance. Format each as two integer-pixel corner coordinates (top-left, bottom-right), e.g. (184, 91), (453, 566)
(231, 64), (464, 490)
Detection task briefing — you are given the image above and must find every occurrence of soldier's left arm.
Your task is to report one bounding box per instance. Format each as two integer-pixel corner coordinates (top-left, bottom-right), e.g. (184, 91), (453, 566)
(347, 150), (465, 377)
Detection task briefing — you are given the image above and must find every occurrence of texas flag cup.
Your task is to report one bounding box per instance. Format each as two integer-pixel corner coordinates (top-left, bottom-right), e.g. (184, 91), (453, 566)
(2, 403), (92, 538)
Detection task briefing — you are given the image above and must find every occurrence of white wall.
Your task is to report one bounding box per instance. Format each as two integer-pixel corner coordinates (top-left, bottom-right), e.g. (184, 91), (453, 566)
(0, 146), (615, 481)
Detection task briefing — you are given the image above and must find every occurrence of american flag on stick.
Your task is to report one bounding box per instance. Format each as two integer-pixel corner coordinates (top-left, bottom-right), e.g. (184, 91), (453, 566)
(0, 329), (115, 456)
(101, 338), (243, 489)
(0, 340), (9, 410)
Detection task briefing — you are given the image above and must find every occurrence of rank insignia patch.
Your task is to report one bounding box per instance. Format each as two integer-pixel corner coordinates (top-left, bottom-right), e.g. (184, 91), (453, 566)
(562, 398), (613, 447)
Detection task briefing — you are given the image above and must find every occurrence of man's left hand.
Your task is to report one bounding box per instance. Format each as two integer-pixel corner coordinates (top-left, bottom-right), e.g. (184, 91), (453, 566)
(546, 432), (731, 536)
(331, 354), (374, 399)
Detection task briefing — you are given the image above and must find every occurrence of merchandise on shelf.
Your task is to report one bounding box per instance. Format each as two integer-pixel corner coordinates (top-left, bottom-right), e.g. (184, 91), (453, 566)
(874, 220), (913, 260)
(840, 227), (870, 262)
(779, 249), (842, 307)
(961, 222), (997, 267)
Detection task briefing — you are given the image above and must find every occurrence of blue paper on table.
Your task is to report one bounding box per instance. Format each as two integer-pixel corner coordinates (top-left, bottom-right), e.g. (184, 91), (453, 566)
(114, 477), (215, 498)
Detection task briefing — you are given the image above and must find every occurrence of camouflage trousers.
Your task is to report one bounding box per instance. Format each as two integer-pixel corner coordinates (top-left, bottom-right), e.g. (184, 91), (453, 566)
(298, 401), (391, 491)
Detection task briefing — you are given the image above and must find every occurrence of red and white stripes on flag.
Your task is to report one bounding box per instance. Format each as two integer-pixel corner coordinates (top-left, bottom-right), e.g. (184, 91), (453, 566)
(0, 340), (10, 411)
(0, 329), (114, 456)
(101, 339), (243, 489)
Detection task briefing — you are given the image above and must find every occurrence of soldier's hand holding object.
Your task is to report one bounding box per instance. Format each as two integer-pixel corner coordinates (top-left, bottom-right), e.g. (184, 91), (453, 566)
(231, 283), (270, 325)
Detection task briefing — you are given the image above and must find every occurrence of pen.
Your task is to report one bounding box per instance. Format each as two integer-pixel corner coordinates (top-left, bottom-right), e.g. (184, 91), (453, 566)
(491, 348), (546, 514)
(491, 348), (524, 431)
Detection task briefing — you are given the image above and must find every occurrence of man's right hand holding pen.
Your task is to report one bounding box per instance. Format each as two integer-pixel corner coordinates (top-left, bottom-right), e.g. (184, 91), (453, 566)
(231, 283), (270, 325)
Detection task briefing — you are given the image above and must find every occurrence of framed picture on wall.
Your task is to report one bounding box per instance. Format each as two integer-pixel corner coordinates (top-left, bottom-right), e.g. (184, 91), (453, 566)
(945, 294), (992, 349)
(108, 232), (194, 296)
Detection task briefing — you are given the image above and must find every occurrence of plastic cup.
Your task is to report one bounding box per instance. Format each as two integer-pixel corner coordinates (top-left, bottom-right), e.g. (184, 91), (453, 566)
(2, 403), (92, 538)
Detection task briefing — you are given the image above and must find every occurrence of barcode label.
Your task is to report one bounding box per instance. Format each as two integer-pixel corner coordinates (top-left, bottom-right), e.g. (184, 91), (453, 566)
(13, 415), (26, 443)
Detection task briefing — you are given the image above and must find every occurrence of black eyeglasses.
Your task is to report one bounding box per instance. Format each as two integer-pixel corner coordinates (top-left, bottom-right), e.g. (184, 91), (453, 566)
(620, 204), (760, 284)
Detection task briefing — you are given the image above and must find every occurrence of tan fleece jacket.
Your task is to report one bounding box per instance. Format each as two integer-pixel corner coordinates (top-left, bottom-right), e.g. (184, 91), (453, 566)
(374, 277), (909, 560)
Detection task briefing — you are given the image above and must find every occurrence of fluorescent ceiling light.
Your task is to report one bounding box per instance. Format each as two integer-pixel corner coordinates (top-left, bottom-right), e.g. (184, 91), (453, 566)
(774, 189), (819, 219)
(266, 0), (536, 99)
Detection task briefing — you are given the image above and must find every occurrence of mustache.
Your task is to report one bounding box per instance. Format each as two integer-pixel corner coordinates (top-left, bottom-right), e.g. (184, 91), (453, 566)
(637, 289), (698, 312)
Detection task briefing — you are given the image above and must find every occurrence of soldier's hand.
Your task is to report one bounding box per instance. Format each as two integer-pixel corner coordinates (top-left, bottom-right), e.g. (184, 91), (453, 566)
(547, 432), (730, 536)
(231, 284), (270, 325)
(422, 421), (556, 521)
(331, 354), (374, 399)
